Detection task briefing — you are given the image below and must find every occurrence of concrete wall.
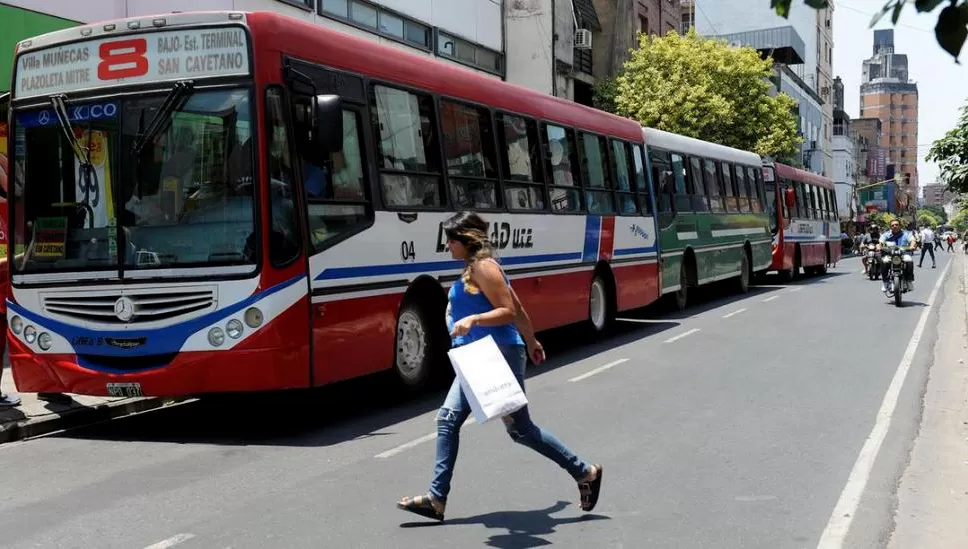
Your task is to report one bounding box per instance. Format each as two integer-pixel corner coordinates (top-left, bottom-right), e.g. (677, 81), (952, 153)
(505, 0), (556, 95)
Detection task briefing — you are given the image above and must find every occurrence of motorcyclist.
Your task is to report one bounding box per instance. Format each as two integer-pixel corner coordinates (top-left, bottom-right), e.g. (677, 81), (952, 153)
(858, 226), (880, 274)
(877, 219), (917, 293)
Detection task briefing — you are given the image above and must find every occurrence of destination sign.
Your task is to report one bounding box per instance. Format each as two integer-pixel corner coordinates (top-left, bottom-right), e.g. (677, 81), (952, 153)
(14, 27), (250, 100)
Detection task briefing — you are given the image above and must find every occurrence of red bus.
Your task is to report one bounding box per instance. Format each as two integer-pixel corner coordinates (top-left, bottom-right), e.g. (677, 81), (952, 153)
(5, 11), (662, 397)
(762, 161), (842, 279)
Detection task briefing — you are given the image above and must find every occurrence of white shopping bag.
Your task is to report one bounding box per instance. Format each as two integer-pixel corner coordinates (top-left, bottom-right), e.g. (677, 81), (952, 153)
(447, 335), (528, 424)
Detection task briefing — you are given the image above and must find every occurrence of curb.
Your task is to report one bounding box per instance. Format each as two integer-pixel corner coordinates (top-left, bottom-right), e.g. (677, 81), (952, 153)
(0, 396), (181, 444)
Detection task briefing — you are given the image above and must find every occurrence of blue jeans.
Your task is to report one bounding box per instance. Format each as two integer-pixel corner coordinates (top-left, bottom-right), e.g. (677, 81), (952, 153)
(429, 343), (591, 503)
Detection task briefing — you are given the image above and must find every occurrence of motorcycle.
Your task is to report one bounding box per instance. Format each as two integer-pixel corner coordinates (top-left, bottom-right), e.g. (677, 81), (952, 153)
(882, 242), (913, 307)
(865, 244), (880, 280)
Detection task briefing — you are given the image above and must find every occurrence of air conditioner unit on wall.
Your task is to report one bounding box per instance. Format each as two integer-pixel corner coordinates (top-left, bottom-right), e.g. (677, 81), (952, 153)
(575, 28), (592, 50)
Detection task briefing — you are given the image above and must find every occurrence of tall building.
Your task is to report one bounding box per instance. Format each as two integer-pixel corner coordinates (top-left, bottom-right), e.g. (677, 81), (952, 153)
(859, 29), (919, 209)
(816, 3), (834, 179)
(694, 0), (829, 176)
(851, 117), (892, 214)
(831, 76), (857, 220)
(921, 183), (957, 208)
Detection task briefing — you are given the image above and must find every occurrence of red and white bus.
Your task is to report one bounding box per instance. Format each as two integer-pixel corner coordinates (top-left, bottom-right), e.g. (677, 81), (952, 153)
(5, 11), (663, 397)
(762, 161), (841, 279)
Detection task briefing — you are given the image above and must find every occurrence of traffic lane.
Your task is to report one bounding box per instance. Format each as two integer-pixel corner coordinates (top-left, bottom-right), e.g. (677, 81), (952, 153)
(0, 259), (938, 549)
(77, 260), (945, 548)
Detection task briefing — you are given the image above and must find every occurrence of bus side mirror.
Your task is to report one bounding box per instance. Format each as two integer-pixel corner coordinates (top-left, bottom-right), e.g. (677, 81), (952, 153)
(785, 188), (796, 209)
(313, 94), (343, 157)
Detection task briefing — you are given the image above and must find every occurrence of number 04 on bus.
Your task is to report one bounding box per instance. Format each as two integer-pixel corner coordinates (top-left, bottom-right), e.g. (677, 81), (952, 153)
(2, 11), (833, 398)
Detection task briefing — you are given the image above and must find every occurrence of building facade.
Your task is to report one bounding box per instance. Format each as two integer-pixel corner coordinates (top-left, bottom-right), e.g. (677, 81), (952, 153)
(815, 2), (834, 179)
(921, 183), (957, 208)
(831, 77), (857, 220)
(859, 29), (919, 205)
(695, 0), (829, 176)
(851, 117), (894, 214)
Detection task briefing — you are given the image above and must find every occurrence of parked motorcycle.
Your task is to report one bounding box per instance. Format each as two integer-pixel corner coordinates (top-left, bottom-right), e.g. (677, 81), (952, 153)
(882, 242), (913, 307)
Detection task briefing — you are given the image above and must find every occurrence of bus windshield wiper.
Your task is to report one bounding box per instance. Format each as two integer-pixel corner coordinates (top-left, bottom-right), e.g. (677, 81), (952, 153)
(132, 79), (195, 155)
(49, 94), (91, 166)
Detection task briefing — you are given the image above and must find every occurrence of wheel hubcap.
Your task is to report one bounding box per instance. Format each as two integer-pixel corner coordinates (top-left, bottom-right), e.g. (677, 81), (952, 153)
(590, 279), (606, 330)
(396, 310), (426, 380)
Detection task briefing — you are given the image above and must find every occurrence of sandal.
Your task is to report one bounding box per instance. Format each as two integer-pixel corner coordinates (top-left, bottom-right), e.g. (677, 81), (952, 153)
(397, 493), (445, 521)
(578, 464), (603, 512)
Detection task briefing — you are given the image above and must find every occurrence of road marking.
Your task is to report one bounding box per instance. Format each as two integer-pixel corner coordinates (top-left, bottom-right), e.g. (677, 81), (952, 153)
(569, 358), (629, 382)
(788, 287), (802, 293)
(722, 308), (747, 319)
(816, 259), (951, 549)
(375, 418), (477, 459)
(664, 328), (700, 343)
(143, 534), (196, 549)
(762, 295), (779, 302)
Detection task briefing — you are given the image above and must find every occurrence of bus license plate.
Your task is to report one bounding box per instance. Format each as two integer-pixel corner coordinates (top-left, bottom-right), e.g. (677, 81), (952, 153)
(106, 383), (143, 397)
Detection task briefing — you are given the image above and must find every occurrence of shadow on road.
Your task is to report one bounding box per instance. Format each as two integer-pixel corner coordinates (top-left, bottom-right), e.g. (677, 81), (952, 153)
(400, 500), (610, 549)
(50, 268), (846, 448)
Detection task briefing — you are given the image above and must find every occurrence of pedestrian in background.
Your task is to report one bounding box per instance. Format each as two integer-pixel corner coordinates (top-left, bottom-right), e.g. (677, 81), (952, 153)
(918, 225), (936, 268)
(397, 211), (603, 522)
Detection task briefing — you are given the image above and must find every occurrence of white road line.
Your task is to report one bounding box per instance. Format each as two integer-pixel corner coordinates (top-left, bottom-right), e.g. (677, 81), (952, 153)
(375, 418), (477, 459)
(788, 287), (802, 293)
(762, 295), (779, 302)
(722, 308), (747, 319)
(142, 534), (196, 549)
(568, 358), (629, 382)
(816, 259), (951, 549)
(664, 328), (700, 343)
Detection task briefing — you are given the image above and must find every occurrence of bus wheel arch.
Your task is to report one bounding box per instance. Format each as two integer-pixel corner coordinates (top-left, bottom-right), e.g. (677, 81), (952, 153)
(588, 262), (617, 334)
(394, 276), (449, 390)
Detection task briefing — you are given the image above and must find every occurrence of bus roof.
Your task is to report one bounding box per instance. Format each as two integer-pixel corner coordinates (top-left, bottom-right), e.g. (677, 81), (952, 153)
(245, 11), (643, 143)
(773, 162), (834, 189)
(641, 127), (762, 166)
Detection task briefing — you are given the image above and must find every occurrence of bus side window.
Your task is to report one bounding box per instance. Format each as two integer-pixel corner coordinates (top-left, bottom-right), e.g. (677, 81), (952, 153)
(441, 100), (500, 211)
(734, 164), (749, 213)
(690, 156), (708, 212)
(746, 166), (761, 213)
(631, 144), (652, 215)
(370, 84), (443, 208)
(265, 87), (303, 267)
(610, 140), (636, 215)
(670, 153), (691, 213)
(703, 159), (723, 213)
(578, 132), (614, 215)
(305, 108), (372, 254)
(720, 161), (735, 212)
(542, 123), (581, 213)
(497, 113), (545, 211)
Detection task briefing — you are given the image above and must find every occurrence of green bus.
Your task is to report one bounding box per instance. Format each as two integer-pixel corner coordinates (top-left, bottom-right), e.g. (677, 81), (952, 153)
(644, 127), (772, 309)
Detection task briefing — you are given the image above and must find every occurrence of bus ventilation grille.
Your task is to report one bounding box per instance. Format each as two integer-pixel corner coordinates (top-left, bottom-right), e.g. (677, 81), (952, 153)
(40, 286), (218, 324)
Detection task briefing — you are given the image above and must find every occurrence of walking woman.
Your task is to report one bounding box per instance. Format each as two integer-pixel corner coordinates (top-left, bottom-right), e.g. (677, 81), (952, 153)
(396, 211), (603, 521)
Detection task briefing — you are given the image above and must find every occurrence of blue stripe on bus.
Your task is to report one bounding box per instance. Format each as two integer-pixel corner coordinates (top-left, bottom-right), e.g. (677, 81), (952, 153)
(582, 216), (602, 263)
(313, 252), (584, 281)
(614, 246), (657, 256)
(5, 275), (304, 362)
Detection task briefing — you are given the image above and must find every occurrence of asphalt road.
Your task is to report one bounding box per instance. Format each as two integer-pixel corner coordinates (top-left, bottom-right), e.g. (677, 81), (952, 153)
(0, 252), (954, 549)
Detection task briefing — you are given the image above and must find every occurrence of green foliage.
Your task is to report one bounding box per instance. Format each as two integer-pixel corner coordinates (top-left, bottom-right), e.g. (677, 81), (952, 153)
(917, 210), (942, 227)
(922, 204), (949, 223)
(611, 30), (801, 160)
(592, 75), (619, 114)
(926, 99), (968, 193)
(868, 211), (896, 228)
(773, 0), (968, 61)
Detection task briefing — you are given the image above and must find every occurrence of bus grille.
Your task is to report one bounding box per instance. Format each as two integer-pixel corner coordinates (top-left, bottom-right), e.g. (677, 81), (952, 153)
(41, 286), (218, 324)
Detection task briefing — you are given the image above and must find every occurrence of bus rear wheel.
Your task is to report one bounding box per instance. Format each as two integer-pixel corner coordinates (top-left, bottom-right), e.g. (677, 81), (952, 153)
(394, 300), (443, 390)
(674, 262), (689, 310)
(589, 274), (615, 334)
(736, 250), (751, 293)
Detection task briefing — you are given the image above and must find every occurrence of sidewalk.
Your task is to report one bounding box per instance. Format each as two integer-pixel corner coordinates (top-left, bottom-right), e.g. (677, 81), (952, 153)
(887, 255), (968, 548)
(0, 360), (170, 444)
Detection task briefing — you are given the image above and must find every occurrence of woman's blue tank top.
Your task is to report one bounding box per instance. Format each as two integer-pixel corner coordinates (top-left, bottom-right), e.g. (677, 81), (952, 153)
(447, 266), (525, 348)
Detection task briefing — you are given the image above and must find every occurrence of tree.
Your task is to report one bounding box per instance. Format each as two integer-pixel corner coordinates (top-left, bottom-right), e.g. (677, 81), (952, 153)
(773, 0), (968, 61)
(868, 211), (896, 228)
(926, 99), (968, 193)
(917, 209), (942, 227)
(922, 204), (949, 223)
(606, 30), (801, 160)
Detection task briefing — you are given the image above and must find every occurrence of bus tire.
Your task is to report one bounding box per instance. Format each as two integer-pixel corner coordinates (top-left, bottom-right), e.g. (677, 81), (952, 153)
(736, 248), (751, 293)
(816, 245), (829, 275)
(394, 299), (445, 390)
(674, 259), (690, 311)
(588, 271), (616, 334)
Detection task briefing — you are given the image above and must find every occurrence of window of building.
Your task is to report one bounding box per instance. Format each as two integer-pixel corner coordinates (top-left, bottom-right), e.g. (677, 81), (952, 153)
(277, 0), (315, 10)
(441, 100), (500, 210)
(320, 0), (432, 49)
(371, 84), (443, 208)
(436, 31), (503, 75)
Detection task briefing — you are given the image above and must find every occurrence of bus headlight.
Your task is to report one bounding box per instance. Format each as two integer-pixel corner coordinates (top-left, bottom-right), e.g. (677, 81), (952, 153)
(38, 332), (52, 351)
(226, 319), (243, 339)
(208, 327), (225, 347)
(11, 316), (23, 335)
(244, 307), (263, 328)
(24, 325), (37, 344)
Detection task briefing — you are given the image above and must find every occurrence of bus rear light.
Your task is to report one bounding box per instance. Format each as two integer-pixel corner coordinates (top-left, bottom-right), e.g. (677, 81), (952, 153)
(104, 24), (116, 31)
(208, 327), (225, 347)
(23, 325), (37, 344)
(244, 307), (263, 329)
(226, 319), (244, 339)
(127, 21), (141, 30)
(38, 333), (53, 351)
(229, 13), (244, 20)
(11, 316), (23, 335)
(152, 18), (167, 27)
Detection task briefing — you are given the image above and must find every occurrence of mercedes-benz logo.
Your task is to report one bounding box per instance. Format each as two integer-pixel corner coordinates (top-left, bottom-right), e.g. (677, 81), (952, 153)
(38, 111), (50, 125)
(114, 296), (135, 322)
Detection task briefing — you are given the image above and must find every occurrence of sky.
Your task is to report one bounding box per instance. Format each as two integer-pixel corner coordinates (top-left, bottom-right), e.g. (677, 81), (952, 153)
(832, 0), (968, 192)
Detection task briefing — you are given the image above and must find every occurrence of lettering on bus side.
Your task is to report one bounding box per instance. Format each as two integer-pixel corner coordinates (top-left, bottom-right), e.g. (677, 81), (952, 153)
(434, 222), (534, 254)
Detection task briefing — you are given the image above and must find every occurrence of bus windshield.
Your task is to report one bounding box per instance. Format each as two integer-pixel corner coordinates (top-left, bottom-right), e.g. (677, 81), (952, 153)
(12, 87), (254, 276)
